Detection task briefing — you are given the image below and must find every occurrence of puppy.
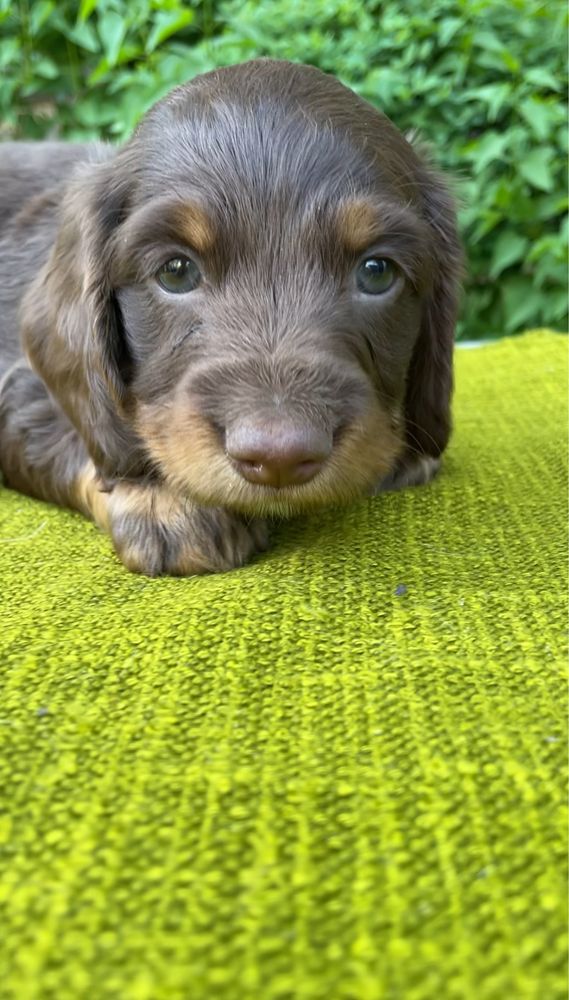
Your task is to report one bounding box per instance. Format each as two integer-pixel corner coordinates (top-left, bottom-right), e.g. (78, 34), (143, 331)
(0, 59), (461, 576)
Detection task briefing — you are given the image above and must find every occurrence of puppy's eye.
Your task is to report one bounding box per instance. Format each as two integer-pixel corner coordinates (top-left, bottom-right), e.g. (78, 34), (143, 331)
(356, 257), (396, 295)
(157, 257), (201, 293)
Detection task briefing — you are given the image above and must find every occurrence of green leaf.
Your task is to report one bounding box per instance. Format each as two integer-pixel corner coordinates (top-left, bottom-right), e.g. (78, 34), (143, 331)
(492, 180), (534, 222)
(97, 10), (127, 67)
(33, 56), (59, 80)
(476, 49), (516, 75)
(472, 30), (507, 54)
(519, 148), (555, 192)
(362, 67), (408, 106)
(79, 0), (98, 22)
(501, 276), (544, 332)
(462, 83), (511, 122)
(437, 17), (462, 47)
(0, 38), (18, 68)
(489, 230), (528, 277)
(146, 10), (195, 54)
(470, 210), (503, 241)
(466, 131), (511, 174)
(546, 288), (569, 322)
(74, 95), (116, 127)
(501, 49), (520, 74)
(519, 98), (557, 142)
(533, 255), (567, 289)
(88, 56), (112, 86)
(63, 19), (100, 53)
(527, 234), (562, 263)
(29, 0), (55, 36)
(525, 67), (562, 92)
(532, 193), (569, 222)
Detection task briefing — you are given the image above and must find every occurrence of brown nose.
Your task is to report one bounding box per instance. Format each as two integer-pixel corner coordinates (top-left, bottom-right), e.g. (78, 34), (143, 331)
(226, 422), (331, 488)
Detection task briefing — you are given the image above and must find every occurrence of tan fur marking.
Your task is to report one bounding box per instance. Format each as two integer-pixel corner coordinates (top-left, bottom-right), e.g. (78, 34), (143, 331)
(170, 203), (216, 255)
(73, 461), (265, 575)
(76, 468), (266, 576)
(336, 199), (384, 253)
(135, 394), (404, 518)
(73, 462), (111, 528)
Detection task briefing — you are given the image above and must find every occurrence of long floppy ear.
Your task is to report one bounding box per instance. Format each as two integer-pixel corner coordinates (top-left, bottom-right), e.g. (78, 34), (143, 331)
(403, 158), (463, 458)
(21, 149), (148, 481)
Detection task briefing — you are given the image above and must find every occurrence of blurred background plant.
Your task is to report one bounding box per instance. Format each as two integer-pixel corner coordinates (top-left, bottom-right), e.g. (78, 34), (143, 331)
(0, 0), (566, 339)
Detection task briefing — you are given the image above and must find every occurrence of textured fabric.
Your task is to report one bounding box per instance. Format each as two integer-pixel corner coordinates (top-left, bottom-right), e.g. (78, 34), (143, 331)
(0, 330), (566, 1000)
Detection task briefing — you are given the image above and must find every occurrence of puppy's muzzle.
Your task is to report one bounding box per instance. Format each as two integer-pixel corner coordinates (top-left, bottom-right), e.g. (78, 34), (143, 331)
(226, 419), (331, 488)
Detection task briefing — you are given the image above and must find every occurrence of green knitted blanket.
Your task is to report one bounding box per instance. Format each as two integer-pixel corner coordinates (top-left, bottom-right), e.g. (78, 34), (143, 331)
(0, 331), (566, 1000)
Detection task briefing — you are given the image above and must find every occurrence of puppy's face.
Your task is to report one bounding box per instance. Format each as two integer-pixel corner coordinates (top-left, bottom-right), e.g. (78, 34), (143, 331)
(96, 63), (449, 516)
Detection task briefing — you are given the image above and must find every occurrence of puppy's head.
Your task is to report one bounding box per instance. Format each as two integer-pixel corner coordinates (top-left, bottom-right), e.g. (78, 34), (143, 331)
(26, 60), (461, 515)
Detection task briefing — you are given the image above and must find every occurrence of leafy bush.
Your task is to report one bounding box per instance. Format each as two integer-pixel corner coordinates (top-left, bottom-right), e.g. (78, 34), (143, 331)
(1, 0), (567, 338)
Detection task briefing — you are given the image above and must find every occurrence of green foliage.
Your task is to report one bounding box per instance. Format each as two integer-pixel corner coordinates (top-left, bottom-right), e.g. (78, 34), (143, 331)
(1, 0), (567, 339)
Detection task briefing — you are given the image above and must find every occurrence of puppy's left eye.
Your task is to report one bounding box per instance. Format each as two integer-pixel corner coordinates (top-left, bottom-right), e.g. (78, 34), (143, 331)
(157, 257), (201, 293)
(356, 257), (396, 295)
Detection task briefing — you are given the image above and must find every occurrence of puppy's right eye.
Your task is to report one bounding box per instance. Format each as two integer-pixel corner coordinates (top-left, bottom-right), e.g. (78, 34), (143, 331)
(157, 257), (201, 293)
(356, 257), (396, 295)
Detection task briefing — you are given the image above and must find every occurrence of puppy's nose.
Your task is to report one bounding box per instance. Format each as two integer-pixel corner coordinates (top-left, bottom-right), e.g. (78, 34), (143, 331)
(226, 422), (331, 488)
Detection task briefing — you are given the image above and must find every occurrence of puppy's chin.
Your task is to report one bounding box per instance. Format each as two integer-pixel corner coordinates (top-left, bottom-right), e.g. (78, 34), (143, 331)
(176, 470), (371, 519)
(135, 398), (404, 518)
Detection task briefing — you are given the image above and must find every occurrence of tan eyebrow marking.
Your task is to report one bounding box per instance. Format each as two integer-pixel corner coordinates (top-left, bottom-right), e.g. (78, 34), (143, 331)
(336, 198), (384, 253)
(170, 202), (216, 255)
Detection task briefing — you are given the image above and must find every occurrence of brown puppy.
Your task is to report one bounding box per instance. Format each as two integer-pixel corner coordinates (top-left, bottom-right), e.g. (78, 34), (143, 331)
(0, 59), (461, 576)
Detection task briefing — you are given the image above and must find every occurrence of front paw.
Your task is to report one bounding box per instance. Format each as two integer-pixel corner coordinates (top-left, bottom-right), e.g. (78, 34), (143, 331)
(375, 454), (441, 493)
(105, 483), (269, 577)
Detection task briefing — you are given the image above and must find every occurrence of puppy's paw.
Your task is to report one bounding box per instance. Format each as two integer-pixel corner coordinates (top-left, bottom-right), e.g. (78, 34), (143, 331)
(100, 481), (268, 577)
(375, 454), (441, 493)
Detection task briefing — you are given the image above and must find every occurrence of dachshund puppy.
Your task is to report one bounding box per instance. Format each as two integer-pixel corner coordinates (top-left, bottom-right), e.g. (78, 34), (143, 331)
(0, 59), (461, 576)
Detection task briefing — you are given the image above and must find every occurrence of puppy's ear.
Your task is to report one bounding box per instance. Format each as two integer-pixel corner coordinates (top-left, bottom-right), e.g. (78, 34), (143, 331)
(22, 150), (147, 480)
(403, 161), (462, 458)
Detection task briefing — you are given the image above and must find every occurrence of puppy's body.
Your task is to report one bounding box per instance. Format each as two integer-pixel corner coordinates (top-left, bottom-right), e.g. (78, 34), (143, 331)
(0, 60), (461, 575)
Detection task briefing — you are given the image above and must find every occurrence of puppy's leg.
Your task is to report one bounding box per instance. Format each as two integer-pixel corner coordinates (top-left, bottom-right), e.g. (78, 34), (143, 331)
(77, 468), (269, 576)
(0, 364), (268, 576)
(375, 453), (441, 493)
(0, 362), (90, 508)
